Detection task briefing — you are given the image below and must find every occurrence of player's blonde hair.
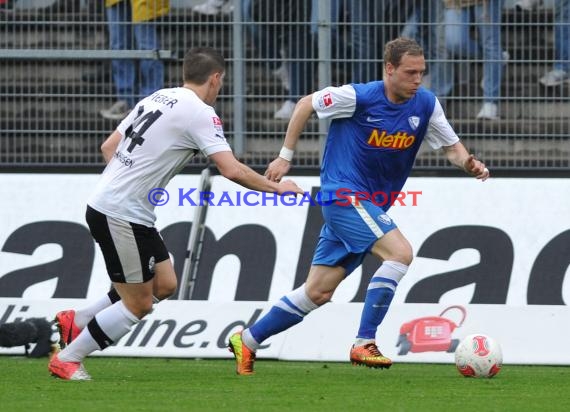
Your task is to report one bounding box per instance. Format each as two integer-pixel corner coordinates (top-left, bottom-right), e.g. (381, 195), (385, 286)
(384, 37), (424, 68)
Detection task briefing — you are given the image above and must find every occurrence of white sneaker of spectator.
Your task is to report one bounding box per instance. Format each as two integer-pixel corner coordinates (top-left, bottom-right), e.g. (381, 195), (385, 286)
(539, 69), (569, 87)
(274, 100), (296, 120)
(192, 0), (233, 16)
(514, 0), (542, 11)
(476, 102), (499, 120)
(100, 100), (131, 120)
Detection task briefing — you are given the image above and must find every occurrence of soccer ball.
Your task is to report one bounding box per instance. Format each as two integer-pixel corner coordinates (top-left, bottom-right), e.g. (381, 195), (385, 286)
(454, 334), (502, 378)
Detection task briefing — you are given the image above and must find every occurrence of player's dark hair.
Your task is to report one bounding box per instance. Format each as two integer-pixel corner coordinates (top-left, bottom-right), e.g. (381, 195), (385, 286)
(384, 37), (424, 68)
(183, 47), (226, 84)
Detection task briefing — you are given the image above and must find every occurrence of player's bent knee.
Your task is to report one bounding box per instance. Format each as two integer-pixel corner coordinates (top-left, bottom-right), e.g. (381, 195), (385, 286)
(306, 289), (333, 306)
(153, 261), (177, 300)
(379, 250), (413, 267)
(154, 281), (177, 300)
(122, 297), (154, 319)
(398, 253), (413, 267)
(136, 302), (155, 318)
(394, 243), (414, 266)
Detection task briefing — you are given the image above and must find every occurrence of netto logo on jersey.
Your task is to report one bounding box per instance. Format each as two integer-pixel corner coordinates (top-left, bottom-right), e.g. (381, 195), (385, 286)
(367, 130), (416, 150)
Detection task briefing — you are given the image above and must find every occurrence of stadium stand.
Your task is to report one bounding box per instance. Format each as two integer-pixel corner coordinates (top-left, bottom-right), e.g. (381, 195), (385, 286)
(0, 0), (568, 169)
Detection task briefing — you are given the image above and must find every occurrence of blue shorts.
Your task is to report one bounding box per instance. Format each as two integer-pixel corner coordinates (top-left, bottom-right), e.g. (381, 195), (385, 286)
(312, 199), (398, 276)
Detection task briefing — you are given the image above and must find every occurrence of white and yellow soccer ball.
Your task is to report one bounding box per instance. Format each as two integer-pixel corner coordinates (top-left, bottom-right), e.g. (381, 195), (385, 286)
(455, 334), (503, 378)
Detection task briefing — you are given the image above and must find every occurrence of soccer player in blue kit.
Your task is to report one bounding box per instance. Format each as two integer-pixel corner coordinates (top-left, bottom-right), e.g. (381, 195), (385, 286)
(229, 37), (490, 375)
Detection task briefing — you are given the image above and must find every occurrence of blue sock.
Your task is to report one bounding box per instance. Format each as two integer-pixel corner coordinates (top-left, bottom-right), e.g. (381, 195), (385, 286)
(248, 285), (318, 346)
(356, 261), (408, 340)
(249, 304), (303, 344)
(357, 286), (395, 339)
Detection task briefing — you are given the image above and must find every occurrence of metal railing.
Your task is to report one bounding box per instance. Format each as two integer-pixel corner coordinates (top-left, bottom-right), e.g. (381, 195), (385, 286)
(0, 0), (568, 170)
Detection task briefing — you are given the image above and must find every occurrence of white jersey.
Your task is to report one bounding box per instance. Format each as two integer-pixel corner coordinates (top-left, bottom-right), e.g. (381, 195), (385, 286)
(88, 87), (232, 226)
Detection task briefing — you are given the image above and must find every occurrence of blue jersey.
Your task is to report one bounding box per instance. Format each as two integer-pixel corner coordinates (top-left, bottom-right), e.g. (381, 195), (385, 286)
(314, 81), (438, 211)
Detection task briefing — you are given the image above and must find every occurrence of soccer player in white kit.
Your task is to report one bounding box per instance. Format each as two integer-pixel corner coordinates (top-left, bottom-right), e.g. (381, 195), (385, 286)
(48, 47), (303, 380)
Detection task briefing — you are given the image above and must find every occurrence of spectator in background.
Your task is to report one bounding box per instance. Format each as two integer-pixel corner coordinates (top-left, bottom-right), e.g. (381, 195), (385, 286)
(514, 0), (542, 11)
(513, 0), (568, 86)
(311, 0), (349, 84)
(443, 0), (507, 120)
(539, 0), (569, 86)
(244, 0), (290, 94)
(191, 0), (294, 115)
(192, 0), (291, 92)
(349, 0), (412, 83)
(100, 0), (168, 121)
(191, 0), (233, 16)
(401, 0), (453, 105)
(252, 0), (316, 120)
(0, 0), (14, 12)
(261, 0), (346, 119)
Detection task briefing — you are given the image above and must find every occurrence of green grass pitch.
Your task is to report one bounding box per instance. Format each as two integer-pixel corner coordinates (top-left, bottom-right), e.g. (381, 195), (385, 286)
(1, 357), (569, 412)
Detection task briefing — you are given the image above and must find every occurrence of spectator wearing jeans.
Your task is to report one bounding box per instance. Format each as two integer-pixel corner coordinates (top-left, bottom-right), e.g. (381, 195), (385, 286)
(444, 0), (506, 120)
(402, 0), (454, 105)
(539, 0), (569, 86)
(252, 0), (316, 120)
(514, 0), (569, 86)
(349, 0), (411, 83)
(100, 0), (168, 120)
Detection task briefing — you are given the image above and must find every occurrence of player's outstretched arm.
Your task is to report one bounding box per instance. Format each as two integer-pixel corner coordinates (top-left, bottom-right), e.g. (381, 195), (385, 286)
(443, 142), (490, 181)
(265, 94), (315, 182)
(210, 151), (304, 195)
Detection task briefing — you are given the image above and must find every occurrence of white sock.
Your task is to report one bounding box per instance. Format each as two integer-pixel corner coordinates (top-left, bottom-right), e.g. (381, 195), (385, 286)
(59, 301), (138, 362)
(281, 284), (319, 313)
(241, 328), (260, 351)
(354, 338), (375, 347)
(74, 295), (113, 329)
(74, 289), (122, 329)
